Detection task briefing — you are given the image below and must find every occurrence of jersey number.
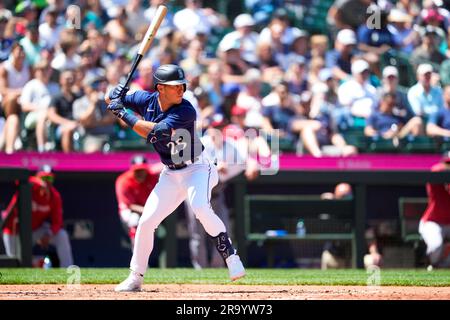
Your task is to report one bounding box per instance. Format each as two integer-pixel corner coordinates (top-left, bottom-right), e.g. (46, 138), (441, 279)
(167, 137), (187, 155)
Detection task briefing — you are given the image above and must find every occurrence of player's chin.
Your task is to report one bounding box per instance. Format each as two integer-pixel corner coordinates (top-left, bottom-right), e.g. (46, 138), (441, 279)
(175, 97), (183, 104)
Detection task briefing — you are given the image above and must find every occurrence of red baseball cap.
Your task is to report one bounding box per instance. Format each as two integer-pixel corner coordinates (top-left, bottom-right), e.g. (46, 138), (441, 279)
(231, 105), (247, 117)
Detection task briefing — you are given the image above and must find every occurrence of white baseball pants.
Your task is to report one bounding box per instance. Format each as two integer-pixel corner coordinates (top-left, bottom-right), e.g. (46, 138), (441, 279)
(419, 220), (450, 267)
(130, 157), (226, 275)
(2, 222), (74, 267)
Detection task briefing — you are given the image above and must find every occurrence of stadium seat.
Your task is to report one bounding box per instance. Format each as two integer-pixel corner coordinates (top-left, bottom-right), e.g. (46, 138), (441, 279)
(279, 137), (297, 153)
(439, 141), (450, 153)
(299, 0), (334, 34)
(266, 135), (297, 153)
(341, 129), (367, 152)
(401, 136), (439, 154)
(367, 137), (401, 153)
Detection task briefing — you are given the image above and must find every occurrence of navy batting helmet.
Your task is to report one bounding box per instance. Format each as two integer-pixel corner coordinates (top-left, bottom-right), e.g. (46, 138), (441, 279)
(153, 64), (187, 91)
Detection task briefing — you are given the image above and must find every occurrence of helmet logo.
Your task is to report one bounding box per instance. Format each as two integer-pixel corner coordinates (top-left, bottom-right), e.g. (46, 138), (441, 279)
(178, 69), (184, 79)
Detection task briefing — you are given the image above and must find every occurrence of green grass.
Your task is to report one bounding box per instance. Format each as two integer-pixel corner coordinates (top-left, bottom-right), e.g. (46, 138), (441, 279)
(1, 268), (450, 286)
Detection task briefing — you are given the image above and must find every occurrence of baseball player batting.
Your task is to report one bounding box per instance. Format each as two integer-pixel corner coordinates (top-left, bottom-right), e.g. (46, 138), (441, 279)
(106, 64), (246, 292)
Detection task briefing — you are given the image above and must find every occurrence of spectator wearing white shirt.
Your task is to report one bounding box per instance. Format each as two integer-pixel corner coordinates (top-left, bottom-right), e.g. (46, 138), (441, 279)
(100, 0), (128, 18)
(236, 68), (264, 129)
(258, 8), (303, 50)
(173, 0), (225, 41)
(218, 14), (259, 66)
(258, 14), (288, 60)
(407, 63), (445, 118)
(337, 59), (377, 119)
(38, 6), (63, 49)
(51, 35), (81, 71)
(0, 43), (31, 154)
(20, 60), (59, 152)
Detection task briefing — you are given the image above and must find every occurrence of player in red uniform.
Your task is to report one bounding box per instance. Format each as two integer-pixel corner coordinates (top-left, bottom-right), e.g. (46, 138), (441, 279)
(419, 151), (450, 268)
(115, 155), (160, 247)
(1, 165), (73, 267)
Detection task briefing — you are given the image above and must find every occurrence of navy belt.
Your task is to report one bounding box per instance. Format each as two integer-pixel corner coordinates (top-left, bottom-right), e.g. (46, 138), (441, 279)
(167, 157), (199, 170)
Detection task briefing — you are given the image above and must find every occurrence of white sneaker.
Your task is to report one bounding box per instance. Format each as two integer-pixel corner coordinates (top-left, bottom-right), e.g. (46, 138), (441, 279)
(226, 254), (246, 281)
(114, 271), (144, 292)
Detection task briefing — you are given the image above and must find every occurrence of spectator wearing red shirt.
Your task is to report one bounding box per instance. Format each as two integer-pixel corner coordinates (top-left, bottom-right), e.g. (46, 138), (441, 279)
(419, 152), (450, 268)
(1, 165), (73, 267)
(115, 155), (160, 246)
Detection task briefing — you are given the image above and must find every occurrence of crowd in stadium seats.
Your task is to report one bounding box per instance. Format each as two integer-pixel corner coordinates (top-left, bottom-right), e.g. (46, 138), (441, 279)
(0, 0), (449, 156)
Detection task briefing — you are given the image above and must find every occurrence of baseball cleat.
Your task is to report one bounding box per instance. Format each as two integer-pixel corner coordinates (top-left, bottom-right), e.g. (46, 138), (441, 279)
(226, 254), (246, 281)
(114, 271), (144, 292)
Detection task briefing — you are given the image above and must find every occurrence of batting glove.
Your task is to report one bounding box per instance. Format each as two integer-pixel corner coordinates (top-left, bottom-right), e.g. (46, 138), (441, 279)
(107, 99), (126, 117)
(108, 84), (129, 101)
(107, 99), (139, 128)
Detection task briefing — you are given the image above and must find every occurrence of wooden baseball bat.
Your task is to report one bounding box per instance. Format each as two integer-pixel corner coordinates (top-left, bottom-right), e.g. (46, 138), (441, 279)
(122, 5), (168, 90)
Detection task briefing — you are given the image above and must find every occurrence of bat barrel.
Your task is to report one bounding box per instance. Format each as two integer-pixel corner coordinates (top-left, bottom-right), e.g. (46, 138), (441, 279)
(138, 5), (168, 56)
(121, 5), (167, 91)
